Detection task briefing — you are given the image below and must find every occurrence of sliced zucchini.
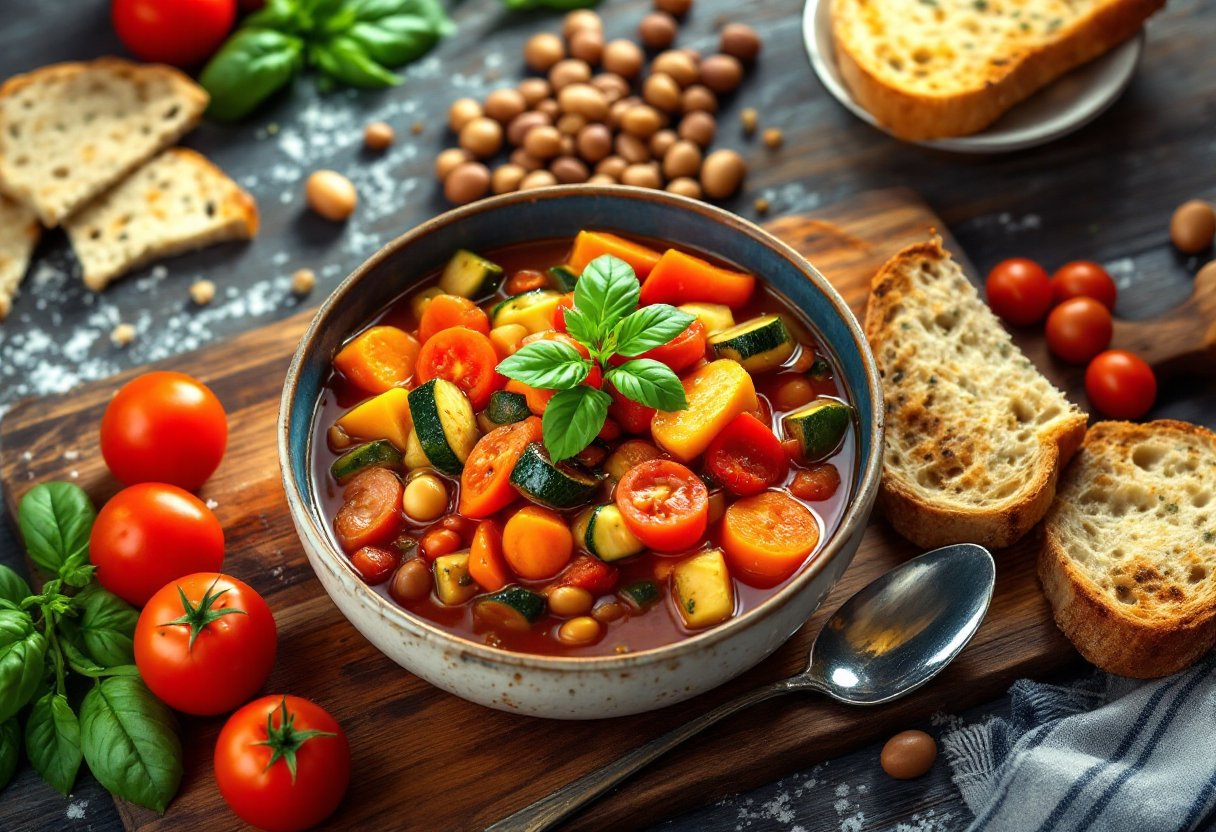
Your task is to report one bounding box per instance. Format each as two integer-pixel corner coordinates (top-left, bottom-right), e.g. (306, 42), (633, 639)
(573, 504), (646, 562)
(407, 379), (479, 475)
(473, 587), (547, 631)
(439, 249), (504, 301)
(510, 442), (602, 509)
(486, 390), (531, 426)
(782, 398), (852, 461)
(620, 580), (660, 611)
(672, 549), (734, 629)
(809, 356), (832, 381)
(433, 553), (478, 606)
(330, 440), (403, 483)
(491, 289), (564, 333)
(604, 439), (665, 481)
(708, 314), (796, 372)
(547, 265), (580, 293)
(678, 302), (735, 335)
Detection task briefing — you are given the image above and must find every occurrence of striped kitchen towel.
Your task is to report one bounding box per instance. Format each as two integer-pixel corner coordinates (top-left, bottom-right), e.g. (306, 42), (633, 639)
(941, 653), (1216, 832)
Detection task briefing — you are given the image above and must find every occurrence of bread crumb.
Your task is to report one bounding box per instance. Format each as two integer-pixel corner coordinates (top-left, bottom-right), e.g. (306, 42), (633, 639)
(412, 121), (425, 135)
(190, 279), (216, 305)
(763, 127), (784, 148)
(111, 323), (136, 346)
(741, 108), (758, 136)
(754, 197), (769, 214)
(292, 268), (317, 296)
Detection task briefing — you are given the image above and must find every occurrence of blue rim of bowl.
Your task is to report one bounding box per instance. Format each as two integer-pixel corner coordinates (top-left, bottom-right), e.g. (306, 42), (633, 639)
(278, 184), (886, 671)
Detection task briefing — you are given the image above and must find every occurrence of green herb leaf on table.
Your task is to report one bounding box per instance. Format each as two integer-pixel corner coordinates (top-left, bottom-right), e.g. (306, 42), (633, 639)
(613, 304), (696, 357)
(606, 359), (689, 412)
(311, 36), (403, 88)
(497, 340), (591, 390)
(542, 386), (613, 462)
(25, 692), (82, 796)
(574, 255), (641, 343)
(16, 482), (96, 580)
(200, 28), (306, 122)
(0, 609), (47, 723)
(0, 718), (19, 791)
(0, 565), (31, 608)
(80, 677), (183, 813)
(68, 584), (139, 669)
(501, 0), (600, 10)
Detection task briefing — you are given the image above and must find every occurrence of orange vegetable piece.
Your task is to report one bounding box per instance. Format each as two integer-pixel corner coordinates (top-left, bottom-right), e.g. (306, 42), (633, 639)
(639, 249), (755, 308)
(502, 505), (573, 580)
(333, 326), (421, 394)
(458, 417), (543, 518)
(506, 378), (556, 415)
(469, 520), (512, 592)
(568, 231), (662, 280)
(418, 294), (490, 344)
(721, 491), (820, 587)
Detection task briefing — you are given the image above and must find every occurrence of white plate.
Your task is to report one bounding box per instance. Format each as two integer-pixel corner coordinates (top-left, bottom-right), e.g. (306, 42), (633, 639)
(803, 0), (1146, 153)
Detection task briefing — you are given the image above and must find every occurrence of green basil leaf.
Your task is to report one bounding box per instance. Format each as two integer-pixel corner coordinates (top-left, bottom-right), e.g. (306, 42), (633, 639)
(0, 718), (19, 790)
(61, 638), (140, 678)
(311, 36), (402, 88)
(0, 566), (31, 608)
(496, 341), (590, 390)
(71, 585), (138, 669)
(0, 610), (46, 723)
(606, 359), (689, 412)
(562, 307), (598, 354)
(346, 17), (441, 67)
(574, 256), (640, 342)
(613, 305), (697, 357)
(245, 0), (309, 33)
(542, 386), (612, 462)
(80, 677), (183, 813)
(201, 28), (305, 122)
(350, 0), (456, 33)
(25, 692), (81, 796)
(17, 483), (95, 579)
(502, 0), (599, 9)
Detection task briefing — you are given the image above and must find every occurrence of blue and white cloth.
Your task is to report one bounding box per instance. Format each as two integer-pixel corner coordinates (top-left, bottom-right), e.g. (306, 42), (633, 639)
(941, 654), (1216, 832)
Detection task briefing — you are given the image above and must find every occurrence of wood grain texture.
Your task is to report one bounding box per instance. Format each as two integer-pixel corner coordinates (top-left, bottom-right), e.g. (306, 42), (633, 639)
(1, 188), (1098, 832)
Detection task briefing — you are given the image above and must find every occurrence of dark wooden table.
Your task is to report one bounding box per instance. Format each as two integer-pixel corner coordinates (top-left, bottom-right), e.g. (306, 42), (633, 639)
(2, 0), (1214, 829)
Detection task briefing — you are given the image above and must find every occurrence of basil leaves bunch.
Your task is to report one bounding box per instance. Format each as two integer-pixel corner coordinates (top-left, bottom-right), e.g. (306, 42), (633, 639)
(201, 0), (456, 121)
(497, 255), (695, 461)
(0, 483), (182, 812)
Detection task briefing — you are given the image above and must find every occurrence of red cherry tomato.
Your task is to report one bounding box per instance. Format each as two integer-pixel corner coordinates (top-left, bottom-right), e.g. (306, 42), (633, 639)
(215, 695), (350, 832)
(705, 413), (788, 496)
(1045, 297), (1113, 364)
(100, 371), (227, 492)
(607, 381), (656, 433)
(552, 293), (576, 331)
(90, 483), (225, 606)
(615, 459), (708, 552)
(609, 319), (707, 373)
(416, 328), (501, 410)
(985, 258), (1053, 326)
(135, 573), (276, 715)
(1085, 350), (1157, 420)
(111, 0), (236, 67)
(1051, 261), (1117, 310)
(550, 554), (619, 595)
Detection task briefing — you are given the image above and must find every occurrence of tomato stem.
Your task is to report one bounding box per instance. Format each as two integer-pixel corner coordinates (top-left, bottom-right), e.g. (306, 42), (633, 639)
(255, 697), (338, 784)
(159, 576), (247, 650)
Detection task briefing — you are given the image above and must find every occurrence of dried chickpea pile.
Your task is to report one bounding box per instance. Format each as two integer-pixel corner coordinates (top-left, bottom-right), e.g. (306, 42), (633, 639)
(437, 5), (763, 205)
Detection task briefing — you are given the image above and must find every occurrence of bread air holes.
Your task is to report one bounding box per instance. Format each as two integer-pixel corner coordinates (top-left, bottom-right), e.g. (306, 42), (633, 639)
(1114, 583), (1137, 605)
(52, 166), (69, 179)
(164, 104), (180, 120)
(1191, 490), (1211, 509)
(1035, 404), (1061, 424)
(1012, 399), (1034, 424)
(1189, 565), (1207, 584)
(1132, 444), (1166, 471)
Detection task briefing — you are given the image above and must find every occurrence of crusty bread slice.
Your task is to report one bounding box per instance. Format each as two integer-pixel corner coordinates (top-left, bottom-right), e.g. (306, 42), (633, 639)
(64, 148), (258, 291)
(1041, 420), (1216, 678)
(864, 238), (1088, 549)
(0, 58), (208, 227)
(0, 195), (41, 320)
(830, 0), (1166, 140)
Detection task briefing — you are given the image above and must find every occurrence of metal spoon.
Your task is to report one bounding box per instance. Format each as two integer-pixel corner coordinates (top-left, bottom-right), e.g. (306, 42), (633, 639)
(486, 542), (996, 832)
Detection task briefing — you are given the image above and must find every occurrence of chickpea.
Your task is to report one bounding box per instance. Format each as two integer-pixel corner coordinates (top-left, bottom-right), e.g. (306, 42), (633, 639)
(558, 112), (589, 136)
(621, 163), (662, 189)
(608, 96), (642, 129)
(447, 97), (482, 133)
(524, 125), (563, 159)
(363, 121), (394, 150)
(774, 376), (815, 411)
(190, 279), (216, 305)
(651, 50), (699, 87)
(576, 123), (614, 163)
(305, 170), (357, 221)
(558, 615), (603, 644)
(559, 134), (576, 157)
(602, 40), (644, 78)
(520, 169), (559, 190)
(517, 77), (551, 107)
(558, 83), (610, 122)
(484, 88), (527, 124)
(639, 12), (678, 49)
(700, 148), (747, 198)
(525, 33), (565, 72)
(587, 173), (618, 185)
(707, 489), (726, 524)
(510, 148), (544, 172)
(719, 23), (762, 61)
(536, 98), (561, 119)
(492, 163), (527, 195)
(328, 425), (352, 451)
(435, 148), (473, 181)
(403, 473), (449, 522)
(389, 558), (432, 604)
(549, 586), (594, 616)
(615, 132), (651, 164)
(662, 139), (702, 179)
(563, 9), (603, 39)
(592, 602), (627, 622)
(569, 29), (604, 65)
(700, 54), (743, 93)
(763, 127), (784, 148)
(591, 73), (631, 103)
(444, 161), (492, 205)
(643, 72), (682, 113)
(596, 155), (628, 178)
(459, 117), (503, 158)
(881, 730), (937, 779)
(549, 58), (592, 92)
(740, 106), (758, 135)
(507, 110), (552, 146)
(550, 156), (590, 184)
(621, 104), (662, 138)
(655, 0), (692, 16)
(682, 84), (718, 113)
(678, 110), (716, 147)
(649, 128), (677, 158)
(1171, 200), (1216, 253)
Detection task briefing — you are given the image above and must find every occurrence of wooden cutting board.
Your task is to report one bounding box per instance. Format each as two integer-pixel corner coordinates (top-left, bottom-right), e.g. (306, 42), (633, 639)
(4, 187), (1212, 832)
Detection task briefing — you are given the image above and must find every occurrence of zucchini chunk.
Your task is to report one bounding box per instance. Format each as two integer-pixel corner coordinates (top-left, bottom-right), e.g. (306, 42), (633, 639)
(491, 289), (564, 333)
(433, 553), (478, 606)
(439, 249), (504, 301)
(620, 580), (661, 611)
(782, 398), (852, 461)
(672, 549), (734, 629)
(678, 302), (735, 335)
(708, 314), (796, 372)
(604, 439), (666, 482)
(330, 440), (403, 483)
(407, 379), (479, 475)
(573, 504), (646, 562)
(547, 265), (580, 292)
(486, 390), (531, 426)
(510, 442), (602, 509)
(474, 587), (547, 630)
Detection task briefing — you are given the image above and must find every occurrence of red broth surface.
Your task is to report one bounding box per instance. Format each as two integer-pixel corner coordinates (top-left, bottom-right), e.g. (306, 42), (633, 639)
(311, 236), (857, 657)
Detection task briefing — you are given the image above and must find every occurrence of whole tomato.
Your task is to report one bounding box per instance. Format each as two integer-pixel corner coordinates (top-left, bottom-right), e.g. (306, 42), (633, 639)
(90, 483), (225, 606)
(1085, 350), (1157, 420)
(985, 258), (1053, 326)
(135, 573), (276, 716)
(1045, 297), (1113, 364)
(216, 695), (351, 832)
(101, 371), (227, 492)
(1051, 261), (1118, 310)
(112, 0), (236, 67)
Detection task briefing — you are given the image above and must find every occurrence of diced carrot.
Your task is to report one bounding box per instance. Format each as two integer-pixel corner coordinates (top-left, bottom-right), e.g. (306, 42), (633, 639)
(502, 506), (573, 580)
(469, 520), (512, 591)
(506, 378), (556, 415)
(506, 270), (549, 294)
(334, 387), (414, 452)
(568, 231), (662, 280)
(418, 295), (490, 344)
(651, 360), (758, 462)
(459, 417), (543, 518)
(333, 326), (421, 394)
(638, 249), (756, 308)
(721, 492), (820, 587)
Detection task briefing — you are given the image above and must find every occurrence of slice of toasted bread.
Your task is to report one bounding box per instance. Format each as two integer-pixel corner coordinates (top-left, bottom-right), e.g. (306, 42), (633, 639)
(830, 0), (1166, 140)
(64, 148), (259, 291)
(0, 58), (208, 227)
(864, 239), (1088, 549)
(0, 195), (41, 320)
(1041, 420), (1216, 678)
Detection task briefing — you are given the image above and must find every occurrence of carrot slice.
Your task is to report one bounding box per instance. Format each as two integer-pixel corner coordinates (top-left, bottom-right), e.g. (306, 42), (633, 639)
(419, 295), (490, 344)
(502, 505), (573, 580)
(333, 326), (421, 394)
(469, 520), (512, 591)
(638, 249), (756, 308)
(568, 231), (662, 280)
(721, 491), (819, 587)
(458, 417), (542, 518)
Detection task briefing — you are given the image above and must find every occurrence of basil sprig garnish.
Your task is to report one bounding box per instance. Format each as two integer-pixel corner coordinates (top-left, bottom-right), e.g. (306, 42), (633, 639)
(497, 254), (695, 461)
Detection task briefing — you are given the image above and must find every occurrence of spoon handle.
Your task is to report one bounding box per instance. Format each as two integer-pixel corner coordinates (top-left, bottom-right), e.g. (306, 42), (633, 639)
(484, 679), (798, 832)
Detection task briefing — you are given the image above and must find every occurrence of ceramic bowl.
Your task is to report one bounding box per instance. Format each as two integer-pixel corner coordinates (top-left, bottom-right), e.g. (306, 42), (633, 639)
(278, 186), (885, 719)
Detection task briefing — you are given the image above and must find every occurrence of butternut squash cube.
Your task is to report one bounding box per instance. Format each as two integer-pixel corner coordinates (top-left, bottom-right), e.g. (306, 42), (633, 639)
(651, 360), (758, 461)
(335, 387), (414, 452)
(673, 549), (735, 629)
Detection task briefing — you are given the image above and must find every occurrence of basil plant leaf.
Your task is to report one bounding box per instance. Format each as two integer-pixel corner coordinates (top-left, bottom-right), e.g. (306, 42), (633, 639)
(562, 307), (598, 354)
(244, 0), (308, 33)
(71, 585), (138, 669)
(26, 692), (82, 796)
(574, 255), (639, 341)
(496, 340), (590, 390)
(606, 359), (689, 412)
(17, 483), (95, 579)
(346, 17), (443, 67)
(312, 37), (402, 88)
(0, 718), (19, 791)
(200, 28), (305, 122)
(542, 386), (612, 462)
(613, 305), (697, 357)
(0, 609), (46, 723)
(80, 677), (183, 813)
(0, 566), (31, 608)
(349, 0), (457, 34)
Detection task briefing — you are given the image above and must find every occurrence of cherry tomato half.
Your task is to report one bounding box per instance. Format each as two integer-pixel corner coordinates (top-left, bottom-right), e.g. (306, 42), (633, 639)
(705, 413), (787, 496)
(1045, 297), (1113, 364)
(100, 371), (227, 492)
(112, 0), (236, 67)
(1085, 350), (1157, 420)
(607, 381), (656, 433)
(615, 459), (708, 552)
(215, 695), (351, 832)
(135, 573), (276, 716)
(90, 483), (225, 606)
(610, 319), (707, 373)
(1051, 261), (1117, 310)
(416, 328), (501, 410)
(986, 258), (1052, 326)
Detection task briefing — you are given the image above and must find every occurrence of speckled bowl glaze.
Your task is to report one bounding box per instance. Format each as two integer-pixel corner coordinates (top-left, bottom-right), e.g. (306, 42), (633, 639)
(279, 186), (884, 720)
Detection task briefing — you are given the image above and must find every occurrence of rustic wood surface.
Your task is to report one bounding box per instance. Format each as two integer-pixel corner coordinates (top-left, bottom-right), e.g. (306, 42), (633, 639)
(2, 0), (1215, 829)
